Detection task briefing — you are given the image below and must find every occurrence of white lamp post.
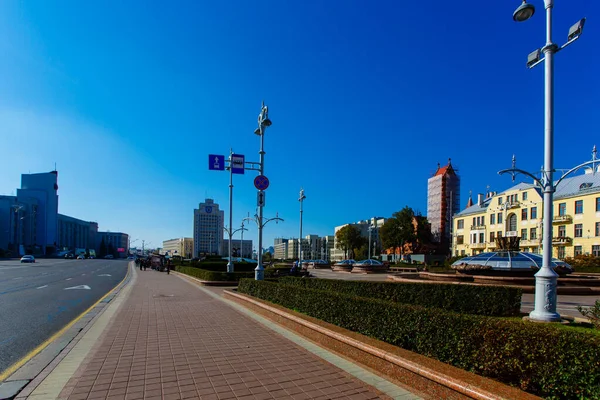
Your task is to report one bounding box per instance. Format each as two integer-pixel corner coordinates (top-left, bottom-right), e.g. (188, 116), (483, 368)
(298, 189), (306, 270)
(501, 0), (586, 322)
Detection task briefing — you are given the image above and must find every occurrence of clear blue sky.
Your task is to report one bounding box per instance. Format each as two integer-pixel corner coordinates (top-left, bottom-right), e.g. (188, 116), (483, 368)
(1, 1), (598, 251)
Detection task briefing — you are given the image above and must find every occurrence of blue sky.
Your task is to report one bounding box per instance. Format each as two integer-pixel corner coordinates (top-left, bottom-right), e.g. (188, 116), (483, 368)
(1, 1), (598, 251)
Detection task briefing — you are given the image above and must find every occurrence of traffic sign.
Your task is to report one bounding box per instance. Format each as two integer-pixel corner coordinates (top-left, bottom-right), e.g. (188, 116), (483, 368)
(257, 191), (266, 207)
(231, 154), (245, 174)
(254, 175), (270, 191)
(208, 155), (225, 171)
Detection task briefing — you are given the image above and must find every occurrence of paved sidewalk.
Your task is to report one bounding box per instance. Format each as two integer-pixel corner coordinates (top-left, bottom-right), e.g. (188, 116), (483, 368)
(41, 267), (416, 400)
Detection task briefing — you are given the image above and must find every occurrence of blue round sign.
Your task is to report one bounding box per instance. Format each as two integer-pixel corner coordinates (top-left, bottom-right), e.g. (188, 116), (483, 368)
(254, 175), (269, 190)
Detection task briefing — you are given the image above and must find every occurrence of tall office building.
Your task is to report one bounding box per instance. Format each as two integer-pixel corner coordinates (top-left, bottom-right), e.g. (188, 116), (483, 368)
(427, 160), (460, 249)
(193, 199), (224, 257)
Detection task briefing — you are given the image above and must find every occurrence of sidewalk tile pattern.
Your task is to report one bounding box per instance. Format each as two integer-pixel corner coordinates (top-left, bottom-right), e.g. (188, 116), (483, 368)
(64, 270), (387, 399)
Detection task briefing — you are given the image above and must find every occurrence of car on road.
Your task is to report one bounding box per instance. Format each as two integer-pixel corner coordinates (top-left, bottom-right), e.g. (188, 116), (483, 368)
(104, 254), (114, 259)
(20, 255), (35, 263)
(77, 255), (85, 260)
(64, 253), (75, 259)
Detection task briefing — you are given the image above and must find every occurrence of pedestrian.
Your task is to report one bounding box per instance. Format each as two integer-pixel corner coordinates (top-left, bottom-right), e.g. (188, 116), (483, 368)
(166, 259), (171, 275)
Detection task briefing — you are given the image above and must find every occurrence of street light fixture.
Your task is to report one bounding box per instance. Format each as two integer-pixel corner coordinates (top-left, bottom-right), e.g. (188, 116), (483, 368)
(298, 189), (306, 270)
(254, 101), (272, 280)
(499, 0), (586, 322)
(245, 211), (284, 274)
(513, 1), (535, 22)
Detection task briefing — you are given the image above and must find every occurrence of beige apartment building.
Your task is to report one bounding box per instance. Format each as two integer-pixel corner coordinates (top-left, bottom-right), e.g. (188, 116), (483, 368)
(162, 237), (194, 259)
(452, 169), (600, 260)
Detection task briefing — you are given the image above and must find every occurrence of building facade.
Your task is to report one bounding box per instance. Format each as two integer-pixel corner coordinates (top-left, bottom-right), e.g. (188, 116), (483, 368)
(273, 238), (289, 260)
(221, 239), (253, 259)
(193, 199), (224, 257)
(57, 214), (99, 255)
(330, 218), (385, 261)
(452, 167), (600, 260)
(427, 160), (460, 249)
(162, 237), (194, 259)
(97, 232), (129, 258)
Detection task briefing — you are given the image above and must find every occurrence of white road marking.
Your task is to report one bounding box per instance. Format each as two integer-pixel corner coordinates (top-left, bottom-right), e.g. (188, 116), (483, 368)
(13, 277), (23, 280)
(64, 285), (91, 290)
(66, 278), (72, 281)
(98, 274), (112, 277)
(36, 285), (48, 289)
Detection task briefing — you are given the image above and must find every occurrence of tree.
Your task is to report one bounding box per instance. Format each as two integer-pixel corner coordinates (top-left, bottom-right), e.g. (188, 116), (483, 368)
(353, 236), (369, 260)
(99, 238), (107, 258)
(335, 225), (361, 259)
(380, 206), (417, 261)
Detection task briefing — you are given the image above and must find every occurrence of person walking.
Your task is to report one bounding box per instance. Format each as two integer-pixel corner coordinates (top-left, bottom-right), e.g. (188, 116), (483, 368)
(166, 259), (171, 275)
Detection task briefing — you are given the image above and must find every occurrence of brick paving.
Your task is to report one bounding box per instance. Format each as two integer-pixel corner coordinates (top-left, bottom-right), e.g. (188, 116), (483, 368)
(61, 269), (388, 400)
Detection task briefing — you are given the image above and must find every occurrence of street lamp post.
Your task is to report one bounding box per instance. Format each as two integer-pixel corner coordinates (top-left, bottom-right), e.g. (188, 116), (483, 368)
(224, 225), (248, 264)
(298, 189), (306, 270)
(245, 212), (283, 277)
(240, 220), (248, 259)
(501, 0), (586, 322)
(368, 223), (374, 260)
(253, 102), (272, 280)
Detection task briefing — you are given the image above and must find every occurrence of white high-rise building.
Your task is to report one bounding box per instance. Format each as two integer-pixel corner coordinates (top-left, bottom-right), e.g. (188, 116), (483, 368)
(193, 199), (224, 257)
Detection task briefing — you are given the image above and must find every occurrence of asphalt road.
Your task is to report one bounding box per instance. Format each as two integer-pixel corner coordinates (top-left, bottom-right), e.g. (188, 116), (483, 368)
(0, 258), (128, 376)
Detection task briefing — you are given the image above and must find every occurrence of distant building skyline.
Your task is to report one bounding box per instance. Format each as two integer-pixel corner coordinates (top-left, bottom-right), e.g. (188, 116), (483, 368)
(193, 199), (224, 257)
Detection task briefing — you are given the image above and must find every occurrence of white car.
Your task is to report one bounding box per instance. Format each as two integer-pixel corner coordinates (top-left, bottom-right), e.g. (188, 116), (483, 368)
(104, 254), (114, 259)
(20, 255), (35, 263)
(77, 255), (85, 260)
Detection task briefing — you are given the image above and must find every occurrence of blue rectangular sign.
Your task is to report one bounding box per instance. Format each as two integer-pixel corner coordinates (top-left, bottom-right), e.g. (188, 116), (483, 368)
(208, 154), (225, 171)
(231, 154), (245, 174)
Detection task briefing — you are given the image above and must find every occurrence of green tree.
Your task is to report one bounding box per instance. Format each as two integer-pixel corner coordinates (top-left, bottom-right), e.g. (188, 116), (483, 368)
(99, 238), (107, 258)
(353, 236), (369, 260)
(335, 225), (361, 259)
(380, 206), (417, 261)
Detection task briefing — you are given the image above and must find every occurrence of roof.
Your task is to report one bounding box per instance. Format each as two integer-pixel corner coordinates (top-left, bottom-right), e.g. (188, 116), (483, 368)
(555, 169), (600, 199)
(455, 196), (493, 217)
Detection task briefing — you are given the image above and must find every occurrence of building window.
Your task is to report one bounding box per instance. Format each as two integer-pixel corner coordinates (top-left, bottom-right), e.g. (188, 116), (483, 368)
(521, 208), (528, 220)
(575, 224), (583, 238)
(558, 203), (566, 216)
(497, 231), (502, 238)
(593, 245), (600, 257)
(530, 228), (537, 240)
(490, 232), (495, 242)
(558, 246), (566, 259)
(597, 197), (600, 212)
(574, 246), (583, 256)
(508, 214), (517, 232)
(490, 214), (496, 225)
(461, 250), (466, 256)
(558, 225), (566, 237)
(523, 192), (528, 201)
(472, 233), (477, 244)
(498, 213), (503, 224)
(472, 217), (476, 227)
(479, 233), (485, 243)
(457, 219), (464, 229)
(597, 222), (600, 237)
(575, 200), (583, 214)
(498, 197), (503, 205)
(530, 207), (537, 219)
(456, 235), (464, 245)
(481, 216), (485, 225)
(521, 229), (527, 240)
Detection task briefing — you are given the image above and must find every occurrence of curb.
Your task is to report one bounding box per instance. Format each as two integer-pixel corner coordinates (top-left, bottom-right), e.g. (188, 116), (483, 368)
(0, 262), (134, 400)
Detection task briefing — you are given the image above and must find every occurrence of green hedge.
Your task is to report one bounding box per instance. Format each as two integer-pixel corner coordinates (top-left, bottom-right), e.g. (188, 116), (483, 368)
(238, 280), (600, 399)
(178, 266), (254, 281)
(278, 277), (522, 317)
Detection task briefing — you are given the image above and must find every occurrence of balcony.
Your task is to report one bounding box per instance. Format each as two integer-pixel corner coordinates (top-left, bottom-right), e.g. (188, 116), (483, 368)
(552, 215), (572, 224)
(520, 239), (540, 246)
(470, 243), (487, 249)
(470, 225), (486, 231)
(506, 201), (520, 209)
(552, 236), (572, 245)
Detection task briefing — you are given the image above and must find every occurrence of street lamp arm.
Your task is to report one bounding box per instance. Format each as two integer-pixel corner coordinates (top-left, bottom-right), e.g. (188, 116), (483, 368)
(261, 217), (284, 228)
(498, 167), (544, 187)
(554, 158), (599, 188)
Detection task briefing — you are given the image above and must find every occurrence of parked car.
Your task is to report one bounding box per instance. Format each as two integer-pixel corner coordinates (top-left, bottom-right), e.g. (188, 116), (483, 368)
(104, 254), (114, 259)
(20, 255), (35, 263)
(64, 253), (75, 259)
(77, 255), (85, 260)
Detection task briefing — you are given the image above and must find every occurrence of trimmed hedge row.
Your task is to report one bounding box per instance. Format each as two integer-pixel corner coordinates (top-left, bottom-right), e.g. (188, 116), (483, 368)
(238, 279), (600, 399)
(278, 277), (522, 317)
(177, 266), (255, 281)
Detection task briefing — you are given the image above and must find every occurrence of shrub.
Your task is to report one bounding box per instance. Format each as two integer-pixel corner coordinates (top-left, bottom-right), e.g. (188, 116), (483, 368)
(177, 266), (254, 281)
(278, 277), (522, 317)
(238, 280), (600, 399)
(564, 254), (600, 273)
